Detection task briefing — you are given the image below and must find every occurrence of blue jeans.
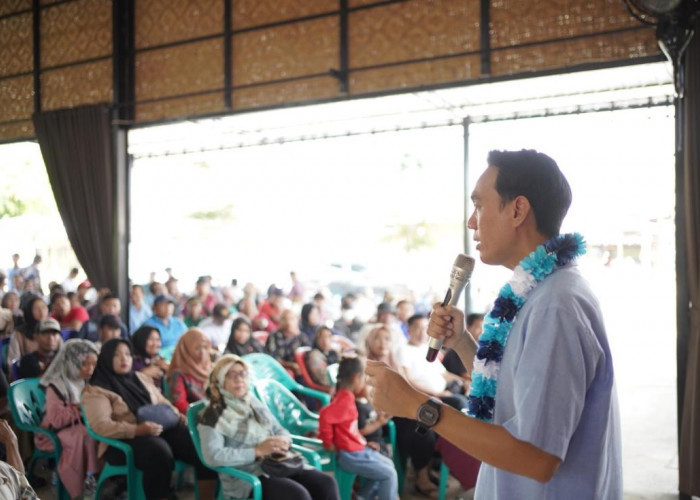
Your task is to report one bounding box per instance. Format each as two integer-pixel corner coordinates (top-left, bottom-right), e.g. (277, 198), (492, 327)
(337, 448), (398, 500)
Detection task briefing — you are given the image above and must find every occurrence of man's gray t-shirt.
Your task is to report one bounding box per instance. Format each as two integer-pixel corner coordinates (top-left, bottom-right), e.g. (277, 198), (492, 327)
(475, 264), (622, 499)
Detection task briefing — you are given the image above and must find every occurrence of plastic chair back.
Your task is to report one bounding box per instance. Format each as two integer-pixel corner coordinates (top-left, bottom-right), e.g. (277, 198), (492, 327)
(294, 347), (331, 393)
(252, 378), (319, 437)
(8, 378), (68, 499)
(326, 363), (339, 386)
(243, 353), (330, 406)
(186, 401), (262, 500)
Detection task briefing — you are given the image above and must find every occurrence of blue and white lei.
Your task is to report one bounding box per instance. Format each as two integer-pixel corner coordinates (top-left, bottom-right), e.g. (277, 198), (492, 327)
(466, 233), (587, 422)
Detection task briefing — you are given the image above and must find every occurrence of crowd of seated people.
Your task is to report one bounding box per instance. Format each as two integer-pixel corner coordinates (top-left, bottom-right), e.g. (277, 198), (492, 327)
(0, 261), (484, 499)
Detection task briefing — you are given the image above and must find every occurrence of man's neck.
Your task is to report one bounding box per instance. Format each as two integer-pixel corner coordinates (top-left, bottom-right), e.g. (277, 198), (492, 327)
(504, 232), (549, 270)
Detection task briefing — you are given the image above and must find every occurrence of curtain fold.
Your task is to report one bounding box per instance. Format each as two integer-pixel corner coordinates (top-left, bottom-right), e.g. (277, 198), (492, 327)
(32, 104), (116, 291)
(680, 27), (700, 497)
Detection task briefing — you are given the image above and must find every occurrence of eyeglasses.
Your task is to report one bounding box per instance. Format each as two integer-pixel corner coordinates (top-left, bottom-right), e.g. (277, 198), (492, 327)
(226, 370), (249, 380)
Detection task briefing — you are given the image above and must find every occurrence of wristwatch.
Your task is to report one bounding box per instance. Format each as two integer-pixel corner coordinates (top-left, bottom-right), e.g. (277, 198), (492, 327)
(415, 398), (442, 435)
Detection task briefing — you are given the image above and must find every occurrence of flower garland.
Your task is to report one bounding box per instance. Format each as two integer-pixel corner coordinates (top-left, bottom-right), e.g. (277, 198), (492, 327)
(466, 233), (586, 422)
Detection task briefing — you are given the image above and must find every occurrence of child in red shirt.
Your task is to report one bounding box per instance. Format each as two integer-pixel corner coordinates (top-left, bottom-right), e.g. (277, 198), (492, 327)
(319, 357), (398, 500)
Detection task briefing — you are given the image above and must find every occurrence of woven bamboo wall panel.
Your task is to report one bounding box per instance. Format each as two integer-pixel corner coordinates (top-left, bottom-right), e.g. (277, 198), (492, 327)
(232, 0), (337, 30)
(349, 0), (387, 7)
(0, 75), (34, 122)
(41, 0), (111, 68)
(349, 0), (480, 68)
(233, 17), (338, 85)
(0, 0), (31, 17)
(41, 59), (112, 110)
(233, 76), (338, 109)
(350, 54), (480, 93)
(135, 39), (223, 101)
(135, 0), (223, 49)
(0, 13), (33, 78)
(135, 93), (224, 122)
(491, 0), (643, 48)
(491, 29), (659, 75)
(0, 120), (34, 141)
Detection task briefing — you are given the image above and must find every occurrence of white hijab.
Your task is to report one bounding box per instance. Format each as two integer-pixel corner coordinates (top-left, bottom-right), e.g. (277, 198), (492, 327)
(40, 339), (98, 404)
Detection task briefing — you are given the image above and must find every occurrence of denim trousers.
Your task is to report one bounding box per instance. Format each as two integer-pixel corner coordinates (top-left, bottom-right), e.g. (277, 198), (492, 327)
(337, 448), (398, 500)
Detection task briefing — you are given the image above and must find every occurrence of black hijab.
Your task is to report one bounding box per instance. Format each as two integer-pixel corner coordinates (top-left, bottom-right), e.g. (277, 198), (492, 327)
(90, 338), (152, 413)
(131, 326), (159, 360)
(299, 303), (319, 342)
(20, 294), (44, 340)
(225, 317), (263, 356)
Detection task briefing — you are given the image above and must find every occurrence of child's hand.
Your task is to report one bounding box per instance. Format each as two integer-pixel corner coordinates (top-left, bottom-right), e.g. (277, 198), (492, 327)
(378, 411), (391, 425)
(367, 442), (380, 452)
(323, 444), (336, 453)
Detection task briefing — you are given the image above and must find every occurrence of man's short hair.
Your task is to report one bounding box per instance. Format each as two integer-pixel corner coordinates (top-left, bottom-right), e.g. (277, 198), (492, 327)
(488, 149), (572, 238)
(99, 314), (122, 330)
(101, 293), (119, 303)
(467, 313), (485, 327)
(212, 303), (229, 320)
(407, 313), (427, 327)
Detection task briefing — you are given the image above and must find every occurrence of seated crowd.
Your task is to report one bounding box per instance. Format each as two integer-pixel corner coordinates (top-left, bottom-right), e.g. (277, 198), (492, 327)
(0, 266), (485, 499)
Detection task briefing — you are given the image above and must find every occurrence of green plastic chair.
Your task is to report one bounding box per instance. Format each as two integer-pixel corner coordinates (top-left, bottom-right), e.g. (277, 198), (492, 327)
(8, 378), (68, 500)
(81, 407), (197, 500)
(326, 363), (339, 386)
(186, 401), (323, 500)
(242, 353), (330, 407)
(438, 460), (450, 500)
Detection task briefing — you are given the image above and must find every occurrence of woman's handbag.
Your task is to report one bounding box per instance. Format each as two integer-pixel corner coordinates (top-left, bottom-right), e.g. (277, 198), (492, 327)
(260, 451), (304, 478)
(136, 403), (180, 430)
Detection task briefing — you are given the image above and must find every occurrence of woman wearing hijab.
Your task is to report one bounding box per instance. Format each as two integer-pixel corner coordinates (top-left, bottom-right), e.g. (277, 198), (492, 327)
(198, 355), (340, 500)
(132, 326), (169, 392)
(224, 317), (264, 357)
(37, 339), (98, 498)
(82, 338), (217, 500)
(7, 295), (47, 370)
(165, 328), (212, 415)
(299, 303), (321, 345)
(305, 326), (340, 388)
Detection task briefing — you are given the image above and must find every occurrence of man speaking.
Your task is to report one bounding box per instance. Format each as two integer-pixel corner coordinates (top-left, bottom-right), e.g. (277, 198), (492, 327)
(365, 149), (621, 499)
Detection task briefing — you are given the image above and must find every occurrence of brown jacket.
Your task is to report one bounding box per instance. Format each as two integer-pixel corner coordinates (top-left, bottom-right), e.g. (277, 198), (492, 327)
(81, 371), (179, 457)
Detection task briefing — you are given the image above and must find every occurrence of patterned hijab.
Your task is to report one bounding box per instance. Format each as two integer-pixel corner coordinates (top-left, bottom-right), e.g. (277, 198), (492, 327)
(200, 355), (270, 442)
(40, 339), (98, 404)
(167, 328), (211, 383)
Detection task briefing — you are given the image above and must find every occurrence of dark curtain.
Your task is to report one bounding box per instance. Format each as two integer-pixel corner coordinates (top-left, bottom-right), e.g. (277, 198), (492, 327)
(680, 28), (700, 497)
(32, 104), (116, 291)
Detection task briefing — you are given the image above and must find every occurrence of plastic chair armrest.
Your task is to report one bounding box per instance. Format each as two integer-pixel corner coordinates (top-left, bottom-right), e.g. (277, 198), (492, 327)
(32, 427), (62, 453)
(291, 444), (322, 469)
(215, 466), (262, 498)
(294, 385), (331, 406)
(290, 435), (323, 448)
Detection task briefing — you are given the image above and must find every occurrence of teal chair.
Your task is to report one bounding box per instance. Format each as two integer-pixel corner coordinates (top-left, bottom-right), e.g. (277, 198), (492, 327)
(242, 353), (330, 407)
(326, 363), (339, 386)
(185, 401), (323, 500)
(81, 407), (197, 500)
(160, 344), (176, 362)
(8, 378), (68, 500)
(438, 460), (450, 500)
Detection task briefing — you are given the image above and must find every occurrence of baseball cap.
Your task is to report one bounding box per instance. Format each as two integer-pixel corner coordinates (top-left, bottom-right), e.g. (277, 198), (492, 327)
(38, 318), (61, 333)
(153, 294), (174, 306)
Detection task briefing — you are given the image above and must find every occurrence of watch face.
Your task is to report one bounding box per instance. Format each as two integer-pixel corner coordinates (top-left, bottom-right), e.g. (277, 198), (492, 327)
(418, 405), (439, 425)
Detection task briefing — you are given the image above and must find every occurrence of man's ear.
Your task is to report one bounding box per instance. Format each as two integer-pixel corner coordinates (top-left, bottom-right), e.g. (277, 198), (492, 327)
(511, 196), (532, 228)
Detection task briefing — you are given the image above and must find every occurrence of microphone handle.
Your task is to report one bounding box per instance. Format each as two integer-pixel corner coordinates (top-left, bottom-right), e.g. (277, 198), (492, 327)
(426, 281), (468, 362)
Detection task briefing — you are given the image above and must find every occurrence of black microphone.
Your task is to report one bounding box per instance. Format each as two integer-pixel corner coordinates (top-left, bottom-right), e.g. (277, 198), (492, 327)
(426, 254), (475, 362)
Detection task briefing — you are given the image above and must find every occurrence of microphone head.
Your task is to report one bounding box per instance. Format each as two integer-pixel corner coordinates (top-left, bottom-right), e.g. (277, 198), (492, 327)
(453, 254), (475, 274)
